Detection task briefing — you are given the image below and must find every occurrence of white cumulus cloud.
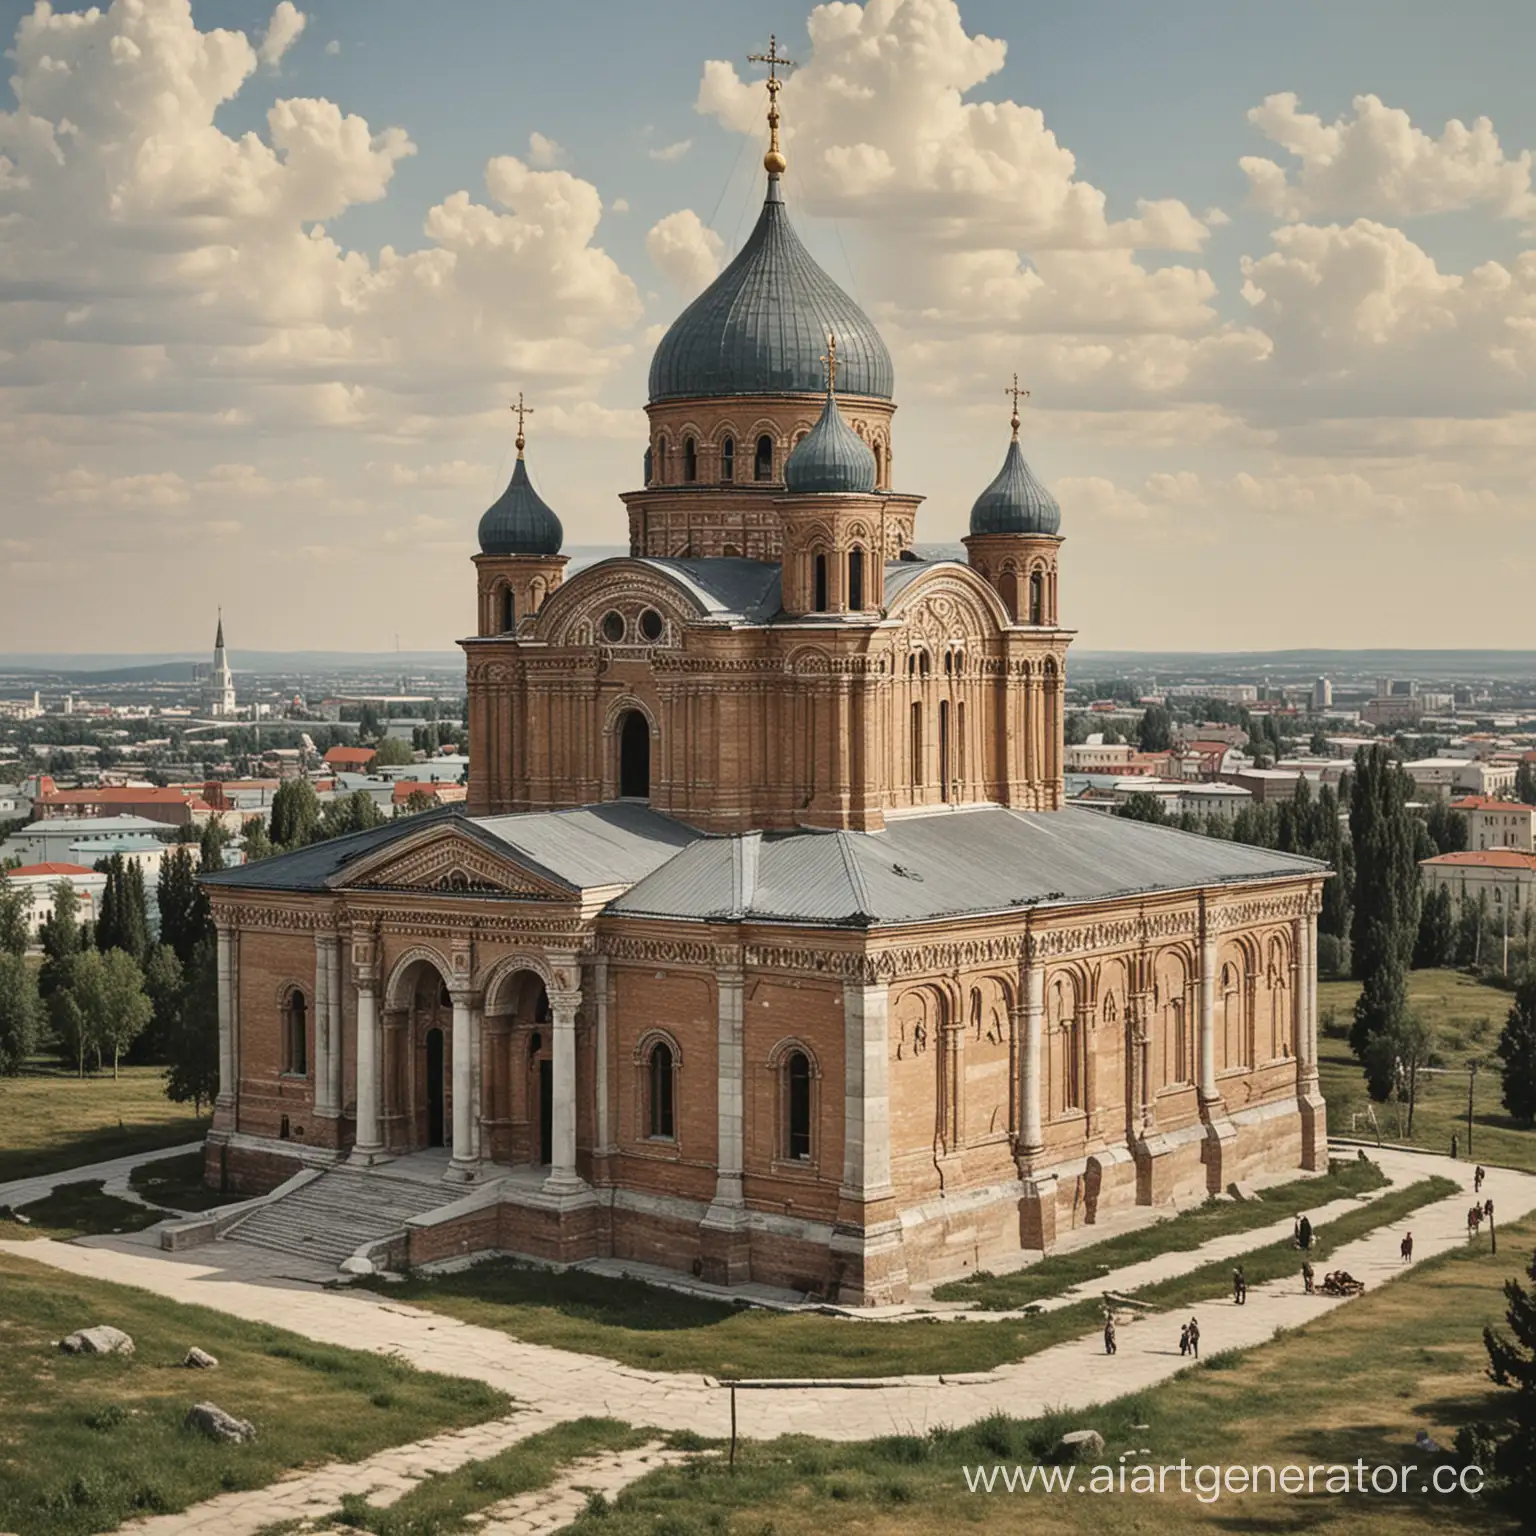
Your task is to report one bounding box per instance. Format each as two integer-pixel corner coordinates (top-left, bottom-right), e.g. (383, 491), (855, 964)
(646, 208), (725, 297)
(259, 1), (306, 67)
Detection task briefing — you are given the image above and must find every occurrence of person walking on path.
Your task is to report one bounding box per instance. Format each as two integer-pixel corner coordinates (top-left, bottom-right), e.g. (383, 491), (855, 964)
(1475, 1165), (1485, 1194)
(1233, 1265), (1247, 1305)
(1179, 1323), (1191, 1357)
(1400, 1231), (1413, 1263)
(1468, 1205), (1482, 1239)
(1451, 1133), (1459, 1159)
(1188, 1317), (1201, 1359)
(1298, 1214), (1313, 1251)
(1302, 1259), (1315, 1294)
(1104, 1316), (1117, 1355)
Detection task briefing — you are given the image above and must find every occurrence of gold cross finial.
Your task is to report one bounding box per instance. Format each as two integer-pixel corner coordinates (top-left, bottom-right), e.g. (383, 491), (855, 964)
(1005, 372), (1030, 439)
(820, 331), (839, 393)
(510, 391), (533, 455)
(748, 34), (797, 176)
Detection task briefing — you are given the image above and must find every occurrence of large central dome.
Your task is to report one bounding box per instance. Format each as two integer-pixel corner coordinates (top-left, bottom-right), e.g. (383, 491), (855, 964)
(648, 178), (894, 404)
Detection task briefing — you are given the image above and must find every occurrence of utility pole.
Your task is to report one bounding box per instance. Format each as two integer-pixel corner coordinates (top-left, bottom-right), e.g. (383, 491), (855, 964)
(1467, 1058), (1479, 1160)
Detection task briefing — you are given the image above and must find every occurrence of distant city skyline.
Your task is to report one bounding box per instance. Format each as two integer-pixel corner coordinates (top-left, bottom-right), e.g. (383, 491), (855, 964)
(4, 0), (1535, 651)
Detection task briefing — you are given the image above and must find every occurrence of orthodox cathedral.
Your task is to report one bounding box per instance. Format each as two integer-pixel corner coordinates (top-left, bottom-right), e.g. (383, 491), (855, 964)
(204, 66), (1327, 1302)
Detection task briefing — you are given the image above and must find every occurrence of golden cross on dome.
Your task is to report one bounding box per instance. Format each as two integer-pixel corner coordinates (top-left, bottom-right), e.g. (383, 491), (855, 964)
(1004, 372), (1030, 438)
(510, 391), (533, 455)
(820, 331), (839, 392)
(748, 34), (797, 176)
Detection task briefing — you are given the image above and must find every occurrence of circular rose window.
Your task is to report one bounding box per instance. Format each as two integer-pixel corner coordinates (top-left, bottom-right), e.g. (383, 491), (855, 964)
(639, 608), (664, 642)
(600, 610), (626, 643)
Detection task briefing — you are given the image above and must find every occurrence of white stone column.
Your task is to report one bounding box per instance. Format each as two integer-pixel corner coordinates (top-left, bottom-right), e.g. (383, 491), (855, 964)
(1198, 922), (1219, 1105)
(1301, 912), (1320, 1086)
(1021, 960), (1045, 1157)
(215, 925), (235, 1110)
(543, 986), (584, 1195)
(313, 934), (338, 1118)
(704, 967), (746, 1219)
(352, 977), (384, 1161)
(841, 980), (893, 1200)
(448, 991), (481, 1179)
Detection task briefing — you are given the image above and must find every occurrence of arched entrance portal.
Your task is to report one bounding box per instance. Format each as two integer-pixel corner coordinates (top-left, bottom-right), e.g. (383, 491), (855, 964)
(383, 956), (454, 1155)
(482, 966), (553, 1168)
(425, 1027), (446, 1148)
(618, 709), (651, 800)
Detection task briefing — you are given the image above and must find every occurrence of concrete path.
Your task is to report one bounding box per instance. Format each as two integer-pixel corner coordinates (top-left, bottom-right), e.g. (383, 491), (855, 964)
(6, 1148), (1530, 1456)
(472, 1441), (696, 1535)
(0, 1141), (202, 1213)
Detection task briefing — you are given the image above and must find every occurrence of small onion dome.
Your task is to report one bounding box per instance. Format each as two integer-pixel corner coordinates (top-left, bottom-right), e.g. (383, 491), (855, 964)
(784, 389), (878, 495)
(969, 435), (1060, 536)
(477, 453), (563, 556)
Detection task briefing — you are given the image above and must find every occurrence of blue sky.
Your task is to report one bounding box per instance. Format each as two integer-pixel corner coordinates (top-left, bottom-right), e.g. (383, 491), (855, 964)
(3, 0), (1535, 651)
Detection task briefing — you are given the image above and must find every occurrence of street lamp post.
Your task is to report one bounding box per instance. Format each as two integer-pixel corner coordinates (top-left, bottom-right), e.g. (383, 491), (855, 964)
(1467, 1059), (1479, 1161)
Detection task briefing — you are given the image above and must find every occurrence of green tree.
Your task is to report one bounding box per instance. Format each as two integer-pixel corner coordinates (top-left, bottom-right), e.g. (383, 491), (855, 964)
(1497, 979), (1536, 1126)
(199, 819), (228, 872)
(1457, 889), (1490, 969)
(166, 933), (220, 1115)
(317, 790), (388, 839)
(398, 788), (437, 817)
(1099, 722), (1124, 745)
(1425, 801), (1468, 855)
(358, 703), (383, 739)
(370, 736), (415, 767)
(157, 846), (211, 967)
(1414, 883), (1457, 969)
(37, 879), (83, 1002)
(1348, 746), (1422, 1088)
(1516, 760), (1536, 806)
(1309, 728), (1329, 756)
(1116, 793), (1169, 824)
(52, 948), (104, 1076)
(1482, 1245), (1536, 1495)
(91, 947), (152, 1077)
(139, 942), (185, 1065)
(269, 778), (320, 848)
(0, 951), (43, 1073)
(0, 872), (32, 957)
(242, 817), (274, 862)
(94, 854), (149, 962)
(1137, 706), (1173, 753)
(1362, 1010), (1435, 1134)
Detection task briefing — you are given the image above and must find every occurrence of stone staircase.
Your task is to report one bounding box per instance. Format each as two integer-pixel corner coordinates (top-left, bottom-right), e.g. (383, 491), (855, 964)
(220, 1166), (464, 1269)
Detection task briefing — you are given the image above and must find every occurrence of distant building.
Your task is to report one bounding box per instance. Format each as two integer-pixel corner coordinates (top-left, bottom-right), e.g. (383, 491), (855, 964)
(2, 814), (171, 866)
(202, 613), (237, 718)
(324, 745), (378, 771)
(1449, 795), (1536, 852)
(1311, 677), (1332, 712)
(1405, 759), (1518, 800)
(33, 784), (212, 827)
(1421, 849), (1536, 922)
(1064, 740), (1133, 773)
(2, 863), (105, 937)
(1221, 767), (1306, 804)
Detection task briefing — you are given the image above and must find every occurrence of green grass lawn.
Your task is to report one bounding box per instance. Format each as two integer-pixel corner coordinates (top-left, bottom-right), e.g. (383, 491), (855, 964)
(934, 1157), (1388, 1310)
(566, 1214), (1535, 1536)
(369, 1173), (1453, 1380)
(0, 1248), (509, 1536)
(1319, 968), (1536, 1172)
(127, 1150), (244, 1213)
(0, 1063), (206, 1185)
(3, 1179), (174, 1241)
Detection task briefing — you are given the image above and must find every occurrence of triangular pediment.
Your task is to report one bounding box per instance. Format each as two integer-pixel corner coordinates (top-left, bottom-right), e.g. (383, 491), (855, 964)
(331, 825), (567, 900)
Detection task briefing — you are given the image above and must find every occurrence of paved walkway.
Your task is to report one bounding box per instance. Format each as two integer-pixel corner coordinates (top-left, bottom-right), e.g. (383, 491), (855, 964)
(0, 1141), (202, 1213)
(474, 1441), (695, 1535)
(6, 1149), (1529, 1458)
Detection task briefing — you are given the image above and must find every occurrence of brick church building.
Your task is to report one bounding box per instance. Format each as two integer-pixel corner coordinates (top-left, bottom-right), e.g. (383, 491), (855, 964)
(203, 80), (1327, 1303)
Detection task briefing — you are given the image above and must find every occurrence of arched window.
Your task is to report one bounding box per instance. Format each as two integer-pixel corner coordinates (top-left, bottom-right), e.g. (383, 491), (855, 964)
(656, 437), (669, 483)
(643, 445), (654, 485)
(648, 1040), (675, 1139)
(848, 548), (864, 610)
(754, 433), (774, 481)
(919, 651), (931, 677)
(1029, 570), (1045, 624)
(910, 701), (923, 789)
(283, 989), (307, 1076)
(943, 650), (953, 676)
(939, 700), (951, 802)
(618, 709), (651, 800)
(500, 587), (515, 633)
(683, 436), (697, 483)
(873, 441), (885, 487)
(785, 1050), (812, 1159)
(721, 436), (735, 482)
(1000, 570), (1020, 621)
(813, 553), (829, 612)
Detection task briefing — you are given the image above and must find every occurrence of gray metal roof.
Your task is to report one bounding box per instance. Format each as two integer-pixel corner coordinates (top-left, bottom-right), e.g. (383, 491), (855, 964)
(605, 807), (1324, 928)
(970, 435), (1061, 537)
(201, 802), (700, 897)
(784, 389), (877, 494)
(634, 557), (783, 622)
(647, 177), (893, 403)
(478, 452), (563, 556)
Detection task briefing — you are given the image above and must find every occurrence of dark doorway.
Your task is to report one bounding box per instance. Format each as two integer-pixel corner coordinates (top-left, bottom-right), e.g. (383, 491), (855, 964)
(619, 709), (651, 799)
(425, 1027), (446, 1148)
(538, 1058), (554, 1164)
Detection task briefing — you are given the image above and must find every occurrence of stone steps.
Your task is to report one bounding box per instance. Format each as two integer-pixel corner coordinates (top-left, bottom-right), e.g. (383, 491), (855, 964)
(221, 1167), (462, 1268)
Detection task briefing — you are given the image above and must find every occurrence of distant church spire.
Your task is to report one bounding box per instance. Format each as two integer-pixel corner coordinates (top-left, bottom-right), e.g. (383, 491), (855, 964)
(215, 607), (225, 652)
